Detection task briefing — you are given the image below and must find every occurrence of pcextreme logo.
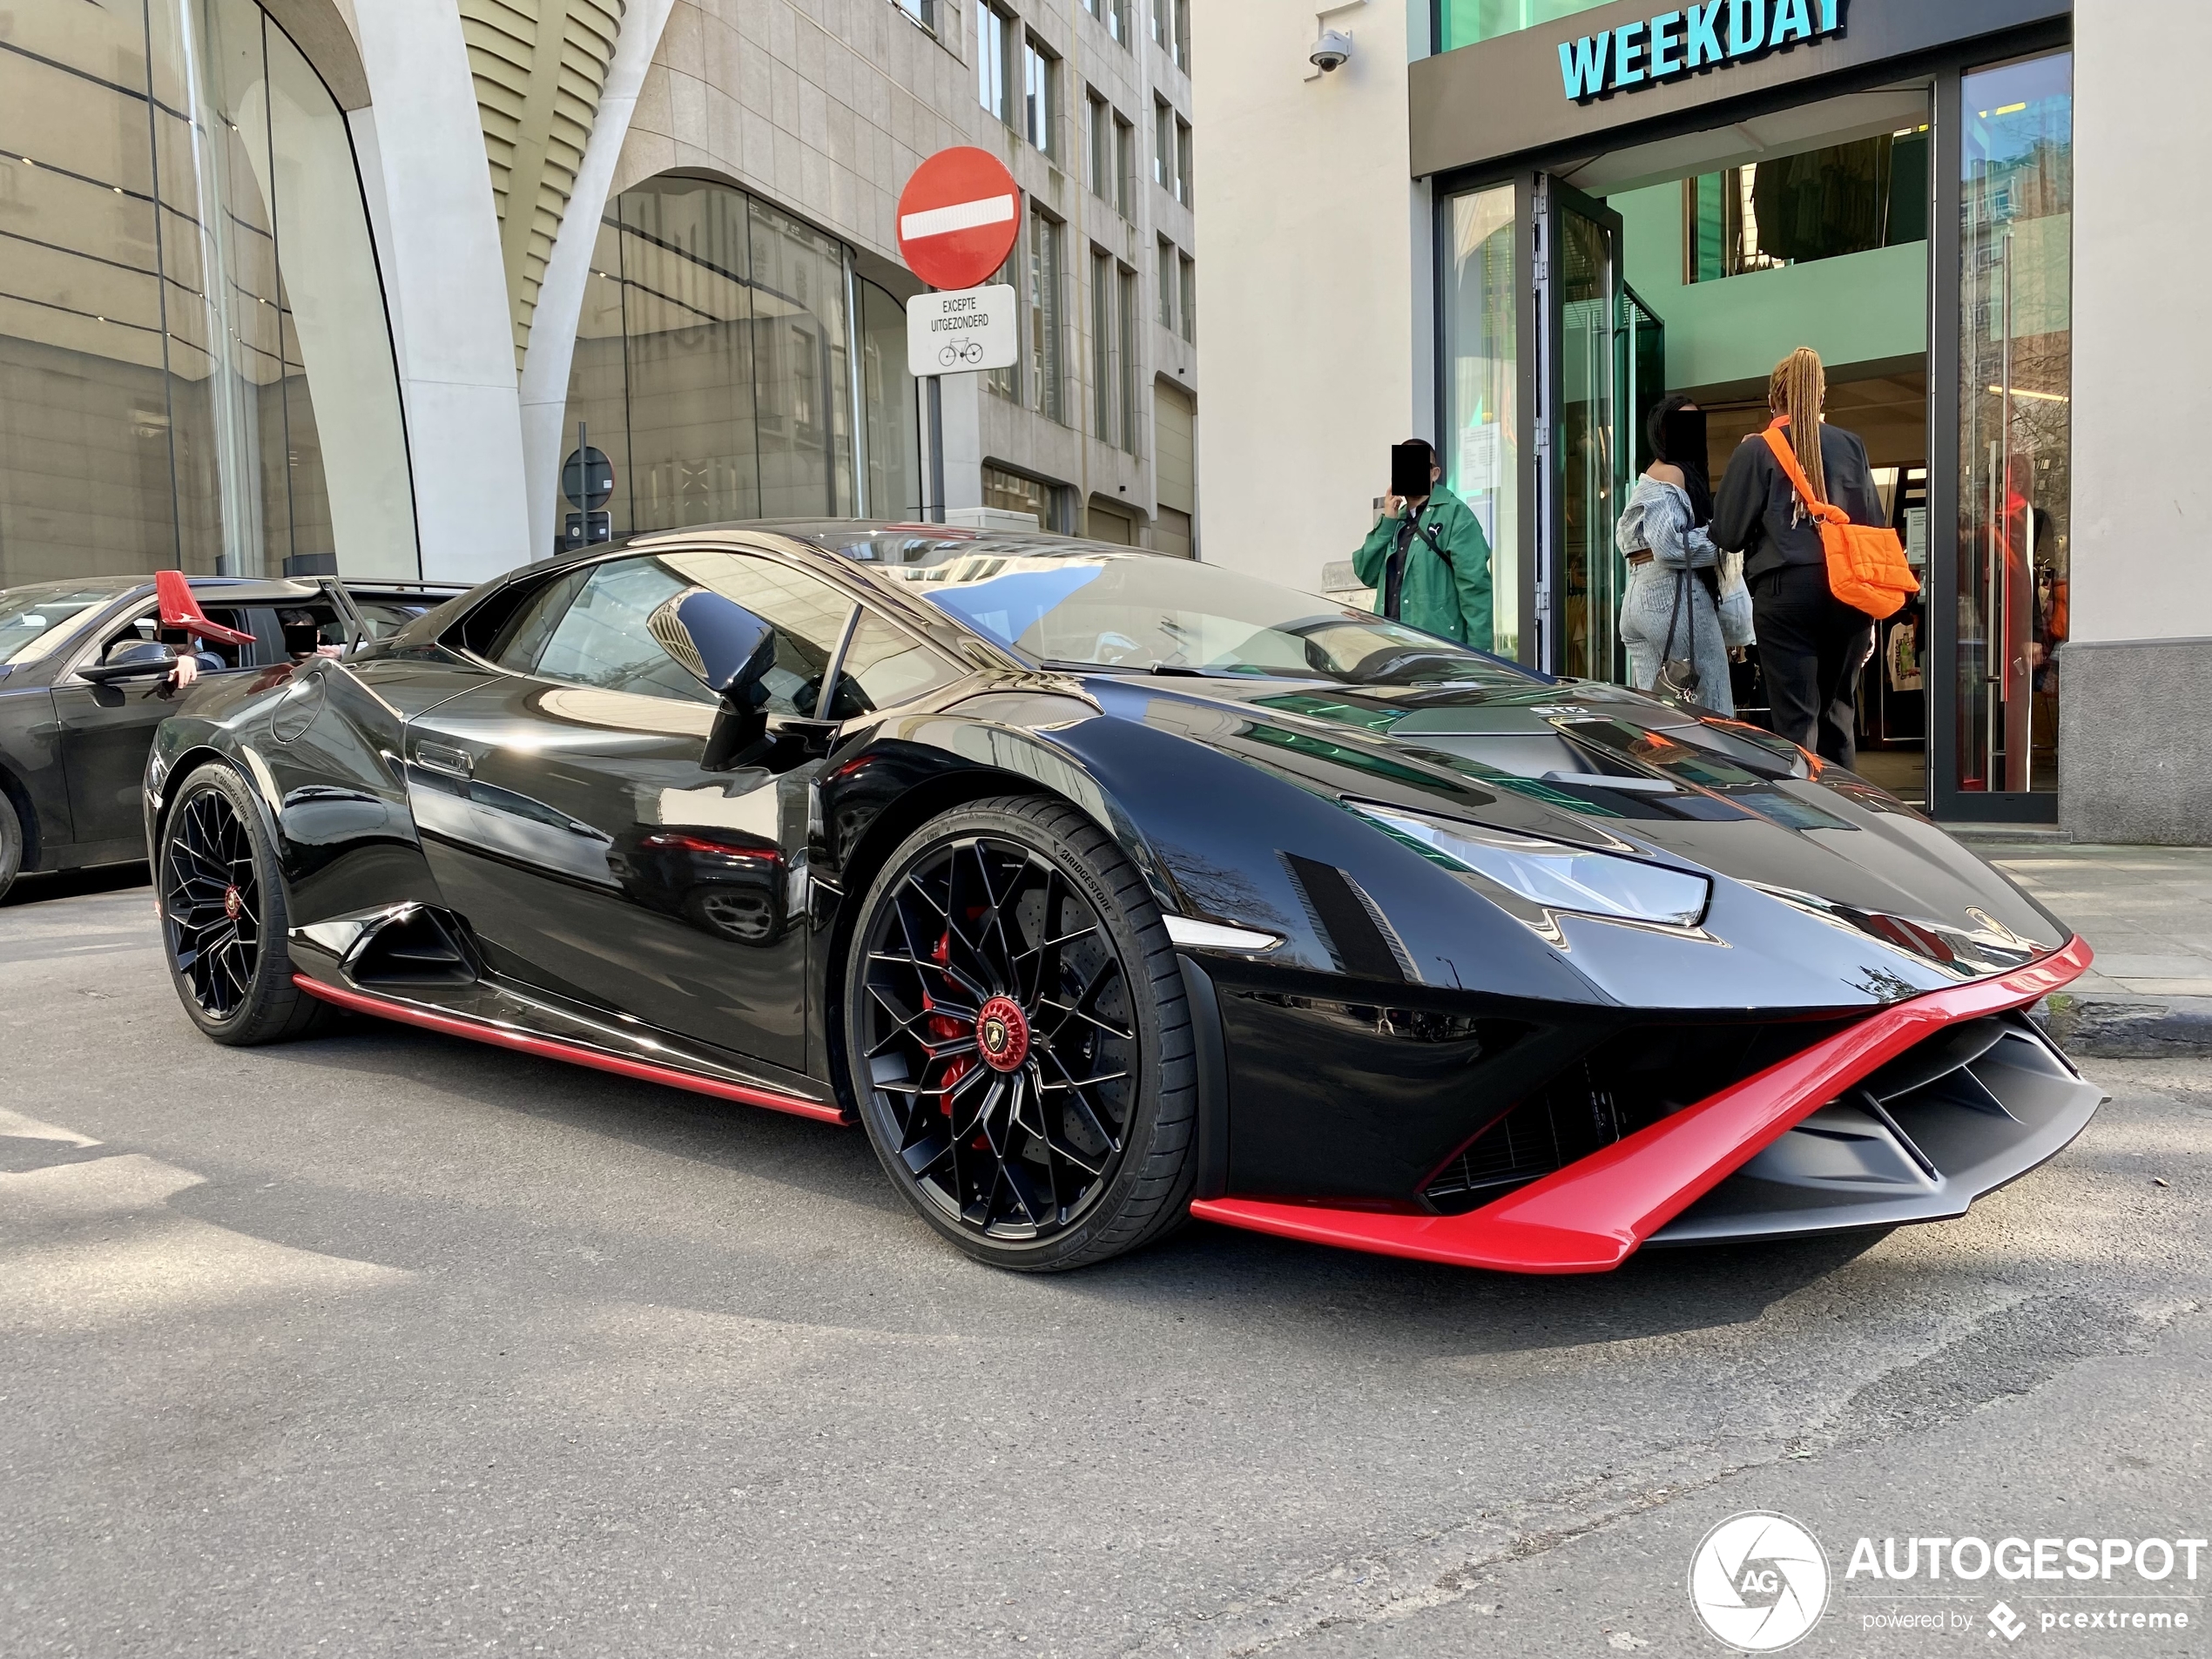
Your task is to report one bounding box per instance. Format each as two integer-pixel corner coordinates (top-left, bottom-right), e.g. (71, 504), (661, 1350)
(1688, 1512), (1830, 1651)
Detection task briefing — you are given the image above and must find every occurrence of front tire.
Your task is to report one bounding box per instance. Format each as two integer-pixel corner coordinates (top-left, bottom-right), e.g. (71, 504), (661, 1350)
(0, 790), (21, 903)
(845, 796), (1197, 1271)
(158, 764), (327, 1045)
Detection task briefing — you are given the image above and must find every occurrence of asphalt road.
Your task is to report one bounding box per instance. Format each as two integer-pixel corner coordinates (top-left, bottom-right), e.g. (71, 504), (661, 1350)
(3, 871), (2208, 1659)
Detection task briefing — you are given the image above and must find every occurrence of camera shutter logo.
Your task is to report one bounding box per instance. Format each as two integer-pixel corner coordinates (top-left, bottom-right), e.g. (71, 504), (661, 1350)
(1688, 1512), (1829, 1651)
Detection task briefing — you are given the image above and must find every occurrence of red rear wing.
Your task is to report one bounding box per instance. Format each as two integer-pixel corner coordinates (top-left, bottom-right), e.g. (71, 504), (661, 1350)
(155, 569), (256, 647)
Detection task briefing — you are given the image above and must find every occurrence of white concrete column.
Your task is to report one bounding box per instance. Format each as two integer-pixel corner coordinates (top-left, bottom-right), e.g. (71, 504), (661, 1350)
(516, 0), (678, 559)
(1190, 0), (1419, 593)
(2060, 0), (2212, 842)
(350, 0), (532, 583)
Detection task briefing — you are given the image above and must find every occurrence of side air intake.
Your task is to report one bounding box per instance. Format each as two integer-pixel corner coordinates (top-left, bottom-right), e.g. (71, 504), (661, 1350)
(347, 906), (479, 989)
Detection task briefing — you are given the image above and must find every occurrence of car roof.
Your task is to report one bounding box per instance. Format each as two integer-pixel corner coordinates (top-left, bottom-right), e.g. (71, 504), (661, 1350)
(0, 574), (466, 605)
(630, 518), (1150, 569)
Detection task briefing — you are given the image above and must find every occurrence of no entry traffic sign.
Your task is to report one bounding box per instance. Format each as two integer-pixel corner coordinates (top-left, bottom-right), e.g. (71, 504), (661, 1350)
(897, 147), (1021, 292)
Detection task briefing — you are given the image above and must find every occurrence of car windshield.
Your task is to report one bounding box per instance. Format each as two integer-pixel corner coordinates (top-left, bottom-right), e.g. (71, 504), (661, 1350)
(882, 550), (1534, 687)
(0, 581), (129, 665)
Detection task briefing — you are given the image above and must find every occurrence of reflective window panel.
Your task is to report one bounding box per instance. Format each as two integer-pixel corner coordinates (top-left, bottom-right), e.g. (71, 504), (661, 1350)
(1957, 51), (2072, 797)
(1441, 185), (1520, 658)
(0, 0), (412, 585)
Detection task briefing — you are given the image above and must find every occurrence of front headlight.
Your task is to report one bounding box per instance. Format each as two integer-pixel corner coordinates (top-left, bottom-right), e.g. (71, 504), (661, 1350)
(1350, 802), (1711, 928)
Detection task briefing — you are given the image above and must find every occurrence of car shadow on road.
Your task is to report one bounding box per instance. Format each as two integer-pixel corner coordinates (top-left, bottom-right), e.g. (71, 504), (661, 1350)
(197, 1015), (1889, 1358)
(1, 863), (149, 907)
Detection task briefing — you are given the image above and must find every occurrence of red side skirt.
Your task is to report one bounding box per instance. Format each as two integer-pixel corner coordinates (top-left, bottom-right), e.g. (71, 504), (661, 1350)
(1189, 936), (2094, 1274)
(292, 974), (848, 1124)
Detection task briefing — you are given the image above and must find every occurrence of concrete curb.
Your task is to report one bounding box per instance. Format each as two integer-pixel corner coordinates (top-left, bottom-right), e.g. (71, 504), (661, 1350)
(2040, 994), (2212, 1060)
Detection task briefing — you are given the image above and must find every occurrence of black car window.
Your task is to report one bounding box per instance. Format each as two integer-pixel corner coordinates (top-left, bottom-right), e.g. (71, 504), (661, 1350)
(492, 550), (858, 717)
(823, 610), (961, 718)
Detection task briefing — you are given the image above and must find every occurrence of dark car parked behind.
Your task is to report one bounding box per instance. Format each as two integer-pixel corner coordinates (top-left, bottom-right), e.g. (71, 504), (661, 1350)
(0, 574), (459, 900)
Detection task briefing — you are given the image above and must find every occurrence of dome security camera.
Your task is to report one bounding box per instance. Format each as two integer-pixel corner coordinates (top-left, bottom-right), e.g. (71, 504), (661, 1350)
(1310, 28), (1352, 72)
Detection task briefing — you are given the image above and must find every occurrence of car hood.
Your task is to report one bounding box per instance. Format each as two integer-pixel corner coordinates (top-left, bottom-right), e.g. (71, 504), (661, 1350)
(1096, 671), (2068, 988)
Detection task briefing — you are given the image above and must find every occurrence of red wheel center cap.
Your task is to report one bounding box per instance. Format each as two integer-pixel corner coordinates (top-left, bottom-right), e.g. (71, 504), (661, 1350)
(975, 995), (1030, 1072)
(223, 886), (243, 920)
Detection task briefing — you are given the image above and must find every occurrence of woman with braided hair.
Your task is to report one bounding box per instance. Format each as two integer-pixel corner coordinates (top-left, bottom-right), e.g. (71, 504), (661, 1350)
(1712, 346), (1886, 766)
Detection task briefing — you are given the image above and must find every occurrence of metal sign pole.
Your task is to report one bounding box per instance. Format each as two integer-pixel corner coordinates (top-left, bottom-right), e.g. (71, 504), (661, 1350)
(927, 374), (946, 525)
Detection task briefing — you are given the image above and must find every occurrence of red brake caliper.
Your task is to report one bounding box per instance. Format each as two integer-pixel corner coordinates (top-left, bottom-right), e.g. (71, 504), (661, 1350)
(925, 929), (970, 1119)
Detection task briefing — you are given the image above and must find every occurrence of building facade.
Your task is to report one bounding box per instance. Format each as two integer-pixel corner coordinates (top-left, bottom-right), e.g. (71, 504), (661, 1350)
(1196, 0), (2211, 843)
(2, 0), (1199, 594)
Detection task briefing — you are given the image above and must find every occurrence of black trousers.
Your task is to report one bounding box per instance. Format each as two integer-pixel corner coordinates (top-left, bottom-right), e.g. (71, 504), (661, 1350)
(1751, 563), (1874, 768)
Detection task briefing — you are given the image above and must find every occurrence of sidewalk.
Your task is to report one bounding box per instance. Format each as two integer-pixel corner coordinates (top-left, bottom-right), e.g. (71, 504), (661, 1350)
(1973, 840), (2212, 1057)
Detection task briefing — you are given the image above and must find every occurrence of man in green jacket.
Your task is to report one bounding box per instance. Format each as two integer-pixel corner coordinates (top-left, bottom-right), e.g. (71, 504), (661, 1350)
(1351, 439), (1494, 649)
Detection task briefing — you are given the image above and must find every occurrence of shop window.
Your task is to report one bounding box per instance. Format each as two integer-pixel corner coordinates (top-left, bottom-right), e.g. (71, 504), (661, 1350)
(557, 177), (865, 535)
(1115, 114), (1137, 218)
(978, 6), (1014, 125)
(1028, 207), (1065, 424)
(1683, 130), (1930, 284)
(985, 246), (1021, 403)
(1440, 183), (1519, 659)
(1092, 248), (1117, 442)
(983, 463), (1067, 530)
(1118, 267), (1141, 454)
(0, 0), (414, 586)
(1088, 92), (1114, 203)
(1437, 0), (1611, 54)
(1022, 35), (1057, 157)
(1956, 51), (2073, 798)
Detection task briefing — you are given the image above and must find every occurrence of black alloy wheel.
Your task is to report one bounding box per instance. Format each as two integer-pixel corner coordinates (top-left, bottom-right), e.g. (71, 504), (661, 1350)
(846, 795), (1197, 1271)
(159, 765), (327, 1044)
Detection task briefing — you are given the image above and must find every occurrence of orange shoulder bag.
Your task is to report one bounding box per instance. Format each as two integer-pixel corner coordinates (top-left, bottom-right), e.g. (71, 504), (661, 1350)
(1759, 423), (1920, 620)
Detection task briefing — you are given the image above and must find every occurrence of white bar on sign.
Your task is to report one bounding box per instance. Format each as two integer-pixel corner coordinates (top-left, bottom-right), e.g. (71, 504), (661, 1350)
(900, 194), (1016, 241)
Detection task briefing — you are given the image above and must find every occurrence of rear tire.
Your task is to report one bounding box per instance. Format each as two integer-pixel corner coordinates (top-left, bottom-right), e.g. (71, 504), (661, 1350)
(845, 795), (1197, 1272)
(158, 764), (328, 1045)
(0, 791), (21, 903)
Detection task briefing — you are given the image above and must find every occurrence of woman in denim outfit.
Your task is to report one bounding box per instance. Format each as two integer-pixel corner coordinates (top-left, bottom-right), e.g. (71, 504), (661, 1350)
(1617, 395), (1733, 717)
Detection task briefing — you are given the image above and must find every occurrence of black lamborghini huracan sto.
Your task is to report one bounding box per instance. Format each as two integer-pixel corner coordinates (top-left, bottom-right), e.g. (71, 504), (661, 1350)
(145, 524), (2100, 1272)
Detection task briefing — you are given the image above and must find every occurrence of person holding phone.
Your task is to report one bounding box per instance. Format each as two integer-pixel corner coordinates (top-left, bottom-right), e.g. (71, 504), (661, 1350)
(1351, 437), (1494, 649)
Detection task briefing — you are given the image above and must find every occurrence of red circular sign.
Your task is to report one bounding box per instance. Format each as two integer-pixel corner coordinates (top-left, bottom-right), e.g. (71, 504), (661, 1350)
(896, 147), (1022, 292)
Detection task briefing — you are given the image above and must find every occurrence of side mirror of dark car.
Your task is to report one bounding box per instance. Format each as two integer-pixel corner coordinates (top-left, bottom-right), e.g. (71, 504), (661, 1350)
(80, 640), (179, 685)
(652, 589), (779, 770)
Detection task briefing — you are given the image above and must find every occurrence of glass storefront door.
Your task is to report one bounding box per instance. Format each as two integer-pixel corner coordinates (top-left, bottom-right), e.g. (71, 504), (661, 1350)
(1544, 180), (1629, 681)
(1954, 51), (2073, 802)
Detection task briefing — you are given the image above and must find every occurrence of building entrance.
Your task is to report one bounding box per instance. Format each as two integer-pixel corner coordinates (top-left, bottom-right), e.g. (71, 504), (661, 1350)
(1442, 52), (2074, 820)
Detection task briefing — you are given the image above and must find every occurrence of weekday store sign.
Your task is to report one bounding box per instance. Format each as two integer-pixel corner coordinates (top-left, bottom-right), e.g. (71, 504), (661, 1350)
(906, 285), (1017, 378)
(1558, 0), (1844, 101)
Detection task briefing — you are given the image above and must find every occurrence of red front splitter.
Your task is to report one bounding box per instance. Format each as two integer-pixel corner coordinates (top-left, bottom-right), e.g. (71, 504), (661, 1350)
(1190, 935), (2094, 1274)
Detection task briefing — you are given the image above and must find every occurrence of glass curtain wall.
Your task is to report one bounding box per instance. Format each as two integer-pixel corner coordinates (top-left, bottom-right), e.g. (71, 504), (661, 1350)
(1440, 185), (1519, 658)
(1438, 0), (1612, 52)
(557, 176), (914, 536)
(1957, 52), (2073, 798)
(0, 0), (412, 587)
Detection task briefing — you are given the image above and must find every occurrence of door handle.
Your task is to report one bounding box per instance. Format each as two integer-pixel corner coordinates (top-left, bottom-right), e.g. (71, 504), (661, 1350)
(413, 741), (474, 779)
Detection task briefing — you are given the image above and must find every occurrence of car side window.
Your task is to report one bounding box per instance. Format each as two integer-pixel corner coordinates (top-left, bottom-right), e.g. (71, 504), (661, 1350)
(98, 606), (258, 671)
(489, 550), (860, 717)
(823, 610), (961, 718)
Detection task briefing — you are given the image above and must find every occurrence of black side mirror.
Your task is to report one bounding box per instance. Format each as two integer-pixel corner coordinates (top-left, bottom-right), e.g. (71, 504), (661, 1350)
(651, 589), (779, 770)
(80, 640), (178, 685)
